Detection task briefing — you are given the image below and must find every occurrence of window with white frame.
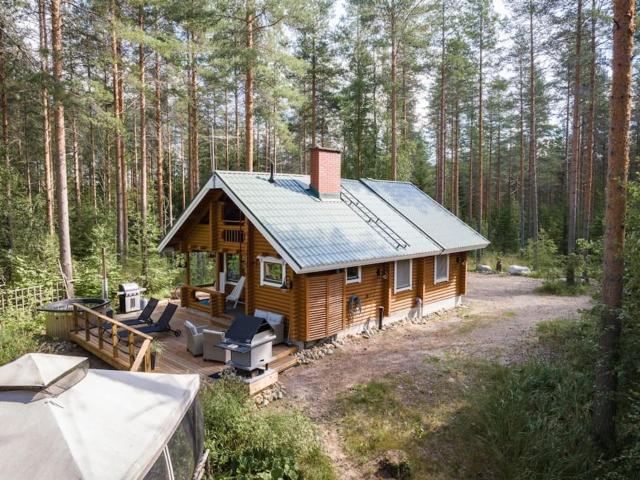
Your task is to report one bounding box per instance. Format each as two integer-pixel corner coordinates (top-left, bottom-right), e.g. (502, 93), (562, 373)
(434, 254), (449, 283)
(224, 253), (241, 284)
(394, 259), (412, 293)
(345, 266), (362, 284)
(259, 256), (286, 287)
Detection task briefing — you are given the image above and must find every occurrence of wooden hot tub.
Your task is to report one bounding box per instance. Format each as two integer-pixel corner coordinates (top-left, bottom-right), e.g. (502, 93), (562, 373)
(39, 298), (110, 340)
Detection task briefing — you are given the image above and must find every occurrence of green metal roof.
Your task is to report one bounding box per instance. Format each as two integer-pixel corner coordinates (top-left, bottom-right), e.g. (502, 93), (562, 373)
(159, 171), (489, 273)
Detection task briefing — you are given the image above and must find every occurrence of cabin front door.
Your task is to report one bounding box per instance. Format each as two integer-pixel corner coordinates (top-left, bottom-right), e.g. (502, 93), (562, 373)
(305, 272), (344, 341)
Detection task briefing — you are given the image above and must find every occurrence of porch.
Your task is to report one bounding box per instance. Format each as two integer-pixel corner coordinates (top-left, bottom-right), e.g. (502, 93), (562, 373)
(70, 301), (298, 377)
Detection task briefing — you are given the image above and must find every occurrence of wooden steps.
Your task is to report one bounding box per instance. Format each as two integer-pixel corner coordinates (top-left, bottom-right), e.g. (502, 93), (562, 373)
(269, 345), (298, 373)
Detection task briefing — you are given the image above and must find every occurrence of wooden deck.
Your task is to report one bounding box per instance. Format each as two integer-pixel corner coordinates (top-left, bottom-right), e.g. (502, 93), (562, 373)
(71, 301), (298, 377)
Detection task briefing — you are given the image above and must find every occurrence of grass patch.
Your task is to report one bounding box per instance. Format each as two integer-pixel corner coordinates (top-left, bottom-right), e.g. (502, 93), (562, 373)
(451, 311), (515, 334)
(535, 279), (589, 296)
(334, 317), (639, 479)
(200, 379), (334, 480)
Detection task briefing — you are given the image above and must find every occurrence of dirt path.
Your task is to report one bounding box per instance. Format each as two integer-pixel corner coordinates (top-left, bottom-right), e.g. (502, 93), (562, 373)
(278, 273), (591, 478)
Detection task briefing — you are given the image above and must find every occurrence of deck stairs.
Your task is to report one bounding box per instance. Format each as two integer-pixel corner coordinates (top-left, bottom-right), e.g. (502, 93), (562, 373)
(269, 345), (298, 373)
(341, 186), (409, 250)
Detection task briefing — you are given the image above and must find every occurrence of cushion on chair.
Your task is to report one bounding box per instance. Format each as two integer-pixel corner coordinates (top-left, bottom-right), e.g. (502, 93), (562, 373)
(254, 309), (269, 320)
(184, 321), (198, 337)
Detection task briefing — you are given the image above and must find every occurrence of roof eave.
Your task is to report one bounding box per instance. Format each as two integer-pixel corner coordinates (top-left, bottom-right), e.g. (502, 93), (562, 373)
(157, 176), (216, 252)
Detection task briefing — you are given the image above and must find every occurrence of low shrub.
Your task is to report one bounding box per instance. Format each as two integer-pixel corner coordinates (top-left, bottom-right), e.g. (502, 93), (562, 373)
(200, 379), (334, 480)
(535, 279), (588, 296)
(0, 309), (43, 366)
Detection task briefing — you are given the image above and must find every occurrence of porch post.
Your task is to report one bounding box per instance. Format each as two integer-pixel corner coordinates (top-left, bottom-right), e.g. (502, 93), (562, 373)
(184, 252), (191, 285)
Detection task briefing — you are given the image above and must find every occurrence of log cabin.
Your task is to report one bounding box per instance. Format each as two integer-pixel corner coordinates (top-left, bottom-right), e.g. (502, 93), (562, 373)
(158, 147), (489, 346)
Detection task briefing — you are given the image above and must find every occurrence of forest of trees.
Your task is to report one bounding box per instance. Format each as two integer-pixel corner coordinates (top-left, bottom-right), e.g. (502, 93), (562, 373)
(0, 0), (623, 290)
(4, 0), (640, 471)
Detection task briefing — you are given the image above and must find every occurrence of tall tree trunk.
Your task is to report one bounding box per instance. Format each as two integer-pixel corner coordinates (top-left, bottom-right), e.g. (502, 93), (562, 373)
(112, 3), (127, 260)
(72, 115), (81, 206)
(224, 85), (229, 169)
(467, 109), (474, 224)
(311, 36), (317, 147)
(477, 3), (484, 255)
(234, 75), (240, 169)
(51, 0), (74, 296)
(155, 52), (164, 232)
(181, 136), (186, 210)
(389, 12), (397, 180)
(167, 126), (173, 226)
(528, 0), (539, 268)
(567, 0), (583, 285)
(245, 2), (254, 172)
(90, 120), (97, 212)
(519, 53), (526, 250)
(593, 0), (635, 453)
(139, 6), (148, 282)
(0, 23), (13, 257)
(496, 117), (501, 218)
(453, 99), (460, 216)
(437, 0), (446, 203)
(188, 30), (199, 199)
(583, 0), (597, 240)
(38, 0), (55, 235)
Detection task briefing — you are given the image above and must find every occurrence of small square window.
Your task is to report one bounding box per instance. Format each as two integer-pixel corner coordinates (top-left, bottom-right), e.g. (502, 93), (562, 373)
(394, 259), (412, 293)
(259, 256), (286, 287)
(434, 255), (449, 283)
(346, 266), (362, 284)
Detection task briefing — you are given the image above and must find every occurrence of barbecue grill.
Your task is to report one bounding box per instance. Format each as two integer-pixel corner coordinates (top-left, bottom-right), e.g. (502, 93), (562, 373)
(118, 282), (147, 313)
(217, 315), (276, 372)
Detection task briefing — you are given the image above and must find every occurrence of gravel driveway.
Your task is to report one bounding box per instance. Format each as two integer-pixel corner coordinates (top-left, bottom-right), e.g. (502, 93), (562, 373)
(277, 273), (592, 478)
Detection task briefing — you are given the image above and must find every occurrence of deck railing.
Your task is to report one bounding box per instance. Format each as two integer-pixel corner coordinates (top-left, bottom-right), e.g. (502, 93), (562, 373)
(72, 303), (153, 372)
(181, 284), (225, 317)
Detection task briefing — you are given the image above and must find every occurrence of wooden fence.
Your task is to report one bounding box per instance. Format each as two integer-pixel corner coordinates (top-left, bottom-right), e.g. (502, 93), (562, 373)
(0, 283), (66, 313)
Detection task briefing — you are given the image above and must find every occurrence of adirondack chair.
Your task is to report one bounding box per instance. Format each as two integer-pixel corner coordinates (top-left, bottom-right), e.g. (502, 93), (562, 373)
(226, 276), (245, 310)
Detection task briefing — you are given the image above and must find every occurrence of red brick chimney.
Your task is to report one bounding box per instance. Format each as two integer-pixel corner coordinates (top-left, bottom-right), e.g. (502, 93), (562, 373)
(310, 147), (342, 199)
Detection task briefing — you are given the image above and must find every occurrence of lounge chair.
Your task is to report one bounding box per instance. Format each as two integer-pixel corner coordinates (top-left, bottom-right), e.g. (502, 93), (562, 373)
(99, 298), (159, 335)
(120, 298), (159, 327)
(226, 276), (245, 310)
(119, 303), (181, 338)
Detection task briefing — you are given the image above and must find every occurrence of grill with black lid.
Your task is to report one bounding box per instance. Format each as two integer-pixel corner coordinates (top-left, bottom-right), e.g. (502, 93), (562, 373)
(218, 315), (276, 372)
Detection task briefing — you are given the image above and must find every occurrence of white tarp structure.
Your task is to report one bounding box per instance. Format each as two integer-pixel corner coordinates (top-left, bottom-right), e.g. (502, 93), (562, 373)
(0, 353), (200, 480)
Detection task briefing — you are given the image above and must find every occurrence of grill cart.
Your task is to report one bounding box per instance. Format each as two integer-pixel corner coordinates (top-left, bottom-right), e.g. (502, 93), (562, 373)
(217, 314), (276, 375)
(118, 282), (147, 313)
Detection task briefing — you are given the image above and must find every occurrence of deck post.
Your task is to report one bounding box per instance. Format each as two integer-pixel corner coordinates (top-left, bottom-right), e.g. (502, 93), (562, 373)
(128, 332), (135, 366)
(112, 326), (119, 359)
